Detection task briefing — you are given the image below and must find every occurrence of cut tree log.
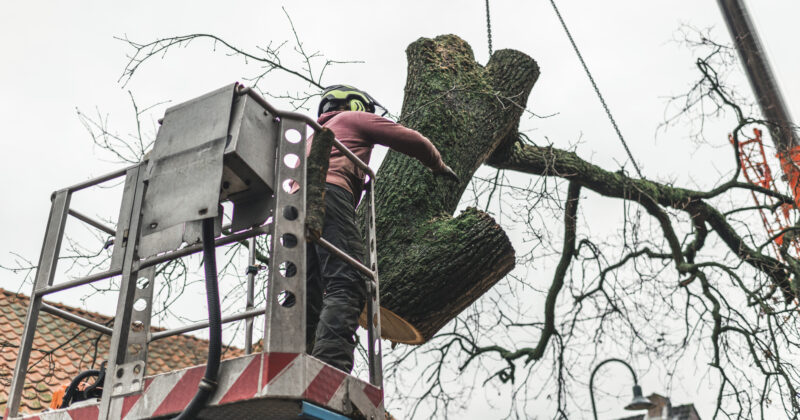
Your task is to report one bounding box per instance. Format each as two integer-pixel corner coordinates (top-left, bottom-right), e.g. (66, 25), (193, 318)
(361, 35), (540, 343)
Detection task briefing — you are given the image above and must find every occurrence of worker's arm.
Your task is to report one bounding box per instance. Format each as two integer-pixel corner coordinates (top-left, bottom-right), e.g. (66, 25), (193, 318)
(350, 112), (459, 181)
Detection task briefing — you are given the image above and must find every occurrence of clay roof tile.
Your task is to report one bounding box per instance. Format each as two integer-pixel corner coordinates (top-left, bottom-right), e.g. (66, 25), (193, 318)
(0, 287), (244, 415)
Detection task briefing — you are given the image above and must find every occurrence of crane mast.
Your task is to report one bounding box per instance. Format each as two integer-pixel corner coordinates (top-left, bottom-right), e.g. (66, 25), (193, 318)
(717, 0), (800, 198)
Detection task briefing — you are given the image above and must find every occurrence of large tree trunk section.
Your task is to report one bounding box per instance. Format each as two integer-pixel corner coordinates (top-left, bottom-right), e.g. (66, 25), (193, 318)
(363, 35), (540, 343)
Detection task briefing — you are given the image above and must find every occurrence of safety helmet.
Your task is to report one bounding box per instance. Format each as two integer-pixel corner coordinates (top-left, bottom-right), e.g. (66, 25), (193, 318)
(317, 85), (378, 116)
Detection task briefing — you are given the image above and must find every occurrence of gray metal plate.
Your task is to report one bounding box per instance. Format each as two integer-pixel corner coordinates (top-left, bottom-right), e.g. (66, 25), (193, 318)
(225, 94), (279, 194)
(141, 84), (237, 235)
(137, 213), (222, 258)
(231, 195), (274, 233)
(142, 138), (227, 235)
(138, 223), (184, 258)
(183, 213), (222, 244)
(151, 84), (236, 159)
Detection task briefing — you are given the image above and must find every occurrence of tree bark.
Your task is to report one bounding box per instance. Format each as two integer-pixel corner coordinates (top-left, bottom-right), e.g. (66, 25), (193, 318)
(306, 128), (334, 240)
(365, 35), (540, 343)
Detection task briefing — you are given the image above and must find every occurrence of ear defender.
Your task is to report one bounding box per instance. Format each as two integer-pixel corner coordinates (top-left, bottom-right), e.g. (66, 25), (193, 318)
(349, 99), (366, 112)
(318, 85), (377, 116)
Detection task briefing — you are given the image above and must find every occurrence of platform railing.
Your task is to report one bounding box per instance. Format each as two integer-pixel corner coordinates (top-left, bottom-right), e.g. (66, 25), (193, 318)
(5, 88), (383, 420)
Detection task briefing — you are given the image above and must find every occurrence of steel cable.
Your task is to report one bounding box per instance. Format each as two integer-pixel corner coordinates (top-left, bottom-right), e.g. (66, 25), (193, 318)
(485, 0), (493, 56)
(548, 0), (644, 178)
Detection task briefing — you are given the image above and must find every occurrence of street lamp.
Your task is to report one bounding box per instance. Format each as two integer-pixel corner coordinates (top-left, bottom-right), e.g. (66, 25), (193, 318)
(590, 358), (655, 420)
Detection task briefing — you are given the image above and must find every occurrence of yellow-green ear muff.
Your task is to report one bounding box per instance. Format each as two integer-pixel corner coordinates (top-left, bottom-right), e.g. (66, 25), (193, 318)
(349, 99), (365, 112)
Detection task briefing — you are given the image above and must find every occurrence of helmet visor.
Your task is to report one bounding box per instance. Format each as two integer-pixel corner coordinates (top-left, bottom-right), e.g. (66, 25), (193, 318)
(320, 99), (345, 115)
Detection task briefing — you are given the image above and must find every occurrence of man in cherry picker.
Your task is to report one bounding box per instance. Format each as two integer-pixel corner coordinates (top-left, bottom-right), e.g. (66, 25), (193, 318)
(306, 85), (458, 372)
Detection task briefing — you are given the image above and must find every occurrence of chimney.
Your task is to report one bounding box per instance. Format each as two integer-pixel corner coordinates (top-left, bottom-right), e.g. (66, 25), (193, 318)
(645, 394), (671, 419)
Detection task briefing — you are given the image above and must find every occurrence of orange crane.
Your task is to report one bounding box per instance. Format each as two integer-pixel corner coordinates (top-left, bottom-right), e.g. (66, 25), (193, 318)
(719, 2), (800, 269)
(732, 128), (800, 260)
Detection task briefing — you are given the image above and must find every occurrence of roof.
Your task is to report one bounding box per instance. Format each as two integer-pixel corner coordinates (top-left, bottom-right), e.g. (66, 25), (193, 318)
(616, 403), (702, 420)
(671, 404), (703, 420)
(0, 288), (243, 414)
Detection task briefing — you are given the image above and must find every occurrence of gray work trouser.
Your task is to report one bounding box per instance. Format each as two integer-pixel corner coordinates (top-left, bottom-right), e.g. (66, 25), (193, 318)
(305, 184), (367, 373)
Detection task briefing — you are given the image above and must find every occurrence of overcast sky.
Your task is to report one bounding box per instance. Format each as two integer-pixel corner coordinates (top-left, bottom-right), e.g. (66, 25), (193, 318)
(1, 1), (799, 418)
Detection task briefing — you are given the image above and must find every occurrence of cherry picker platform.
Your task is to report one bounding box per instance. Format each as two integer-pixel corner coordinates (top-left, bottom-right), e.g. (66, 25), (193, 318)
(4, 84), (385, 420)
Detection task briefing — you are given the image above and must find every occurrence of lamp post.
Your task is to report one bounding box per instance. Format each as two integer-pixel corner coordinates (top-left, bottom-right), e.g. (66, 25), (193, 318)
(589, 358), (655, 420)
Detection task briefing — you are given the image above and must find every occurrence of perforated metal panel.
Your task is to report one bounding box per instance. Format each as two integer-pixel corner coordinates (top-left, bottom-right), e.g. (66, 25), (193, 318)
(263, 118), (308, 356)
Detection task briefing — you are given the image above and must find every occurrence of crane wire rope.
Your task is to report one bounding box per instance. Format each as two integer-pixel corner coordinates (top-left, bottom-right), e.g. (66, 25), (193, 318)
(485, 0), (493, 56)
(547, 0), (644, 178)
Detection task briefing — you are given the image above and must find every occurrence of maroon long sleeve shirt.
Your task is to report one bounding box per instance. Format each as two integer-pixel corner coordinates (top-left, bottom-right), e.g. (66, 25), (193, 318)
(308, 111), (446, 196)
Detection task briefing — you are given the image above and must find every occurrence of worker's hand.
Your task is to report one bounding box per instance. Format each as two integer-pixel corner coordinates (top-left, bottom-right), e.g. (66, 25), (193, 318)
(433, 164), (460, 183)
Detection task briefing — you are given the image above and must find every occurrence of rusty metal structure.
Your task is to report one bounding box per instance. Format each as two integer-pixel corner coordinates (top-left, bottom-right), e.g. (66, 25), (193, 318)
(5, 84), (384, 420)
(718, 0), (800, 201)
(732, 128), (800, 260)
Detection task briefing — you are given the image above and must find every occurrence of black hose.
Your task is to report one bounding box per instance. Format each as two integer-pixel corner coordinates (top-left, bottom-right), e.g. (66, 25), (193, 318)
(173, 217), (222, 420)
(60, 369), (100, 408)
(79, 361), (106, 401)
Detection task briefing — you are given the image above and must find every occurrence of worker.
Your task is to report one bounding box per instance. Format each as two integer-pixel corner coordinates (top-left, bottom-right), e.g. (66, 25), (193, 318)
(306, 85), (458, 373)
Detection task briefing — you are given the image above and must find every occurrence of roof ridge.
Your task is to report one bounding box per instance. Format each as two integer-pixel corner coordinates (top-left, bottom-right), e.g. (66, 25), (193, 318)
(0, 287), (112, 324)
(0, 288), (236, 345)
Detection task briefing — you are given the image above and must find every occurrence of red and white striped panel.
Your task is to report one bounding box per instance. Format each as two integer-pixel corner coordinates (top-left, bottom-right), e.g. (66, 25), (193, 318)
(258, 352), (351, 412)
(15, 354), (263, 420)
(257, 353), (383, 418)
(348, 379), (384, 419)
(13, 353), (383, 420)
(15, 401), (99, 420)
(111, 353), (263, 419)
(257, 351), (304, 397)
